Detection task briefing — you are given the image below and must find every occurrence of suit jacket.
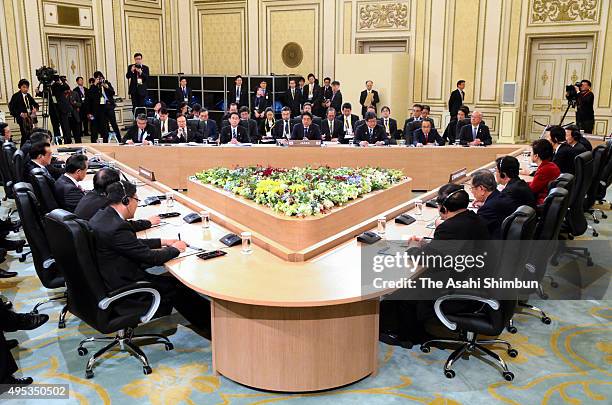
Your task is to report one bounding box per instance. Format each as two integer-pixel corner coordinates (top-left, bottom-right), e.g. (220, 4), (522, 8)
(190, 119), (218, 140)
(174, 87), (193, 105)
(553, 143), (576, 174)
(321, 85), (333, 101)
(502, 178), (536, 208)
(259, 119), (277, 138)
(577, 136), (592, 151)
(338, 114), (360, 144)
(25, 160), (63, 182)
(432, 210), (490, 241)
(73, 85), (88, 108)
(163, 127), (202, 143)
(239, 119), (259, 142)
(477, 189), (520, 239)
(291, 123), (322, 141)
(53, 174), (85, 213)
(442, 119), (460, 144)
(156, 118), (178, 136)
(570, 142), (587, 156)
(88, 207), (179, 293)
(228, 86), (249, 108)
(378, 117), (398, 140)
(359, 89), (380, 117)
(528, 160), (561, 205)
(271, 120), (294, 140)
(329, 90), (343, 114)
(354, 124), (387, 145)
(448, 88), (464, 117)
(125, 64), (150, 96)
(220, 125), (250, 144)
(9, 91), (39, 118)
(284, 88), (302, 116)
(402, 120), (422, 144)
(291, 115), (323, 128)
(252, 91), (272, 113)
(123, 124), (160, 143)
(302, 84), (322, 106)
(75, 191), (151, 232)
(51, 82), (72, 114)
(459, 123), (492, 146)
(87, 83), (116, 111)
(413, 128), (445, 146)
(321, 119), (343, 141)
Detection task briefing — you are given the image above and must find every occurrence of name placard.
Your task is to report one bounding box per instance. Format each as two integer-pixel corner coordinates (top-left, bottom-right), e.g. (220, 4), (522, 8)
(138, 166), (156, 181)
(287, 140), (321, 147)
(449, 168), (468, 184)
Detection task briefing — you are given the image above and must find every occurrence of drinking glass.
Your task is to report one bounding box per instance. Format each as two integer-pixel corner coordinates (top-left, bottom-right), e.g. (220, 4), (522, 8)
(241, 232), (252, 254)
(377, 216), (386, 236)
(200, 211), (210, 229)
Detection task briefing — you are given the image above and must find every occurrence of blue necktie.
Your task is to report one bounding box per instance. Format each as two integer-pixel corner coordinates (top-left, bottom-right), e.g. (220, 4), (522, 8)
(472, 127), (477, 141)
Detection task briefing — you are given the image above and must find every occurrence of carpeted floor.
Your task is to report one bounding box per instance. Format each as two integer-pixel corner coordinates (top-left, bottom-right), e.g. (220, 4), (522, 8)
(1, 197), (611, 405)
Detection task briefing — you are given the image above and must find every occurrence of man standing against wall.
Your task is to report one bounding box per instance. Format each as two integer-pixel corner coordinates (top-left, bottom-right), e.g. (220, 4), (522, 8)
(448, 80), (465, 120)
(126, 53), (149, 114)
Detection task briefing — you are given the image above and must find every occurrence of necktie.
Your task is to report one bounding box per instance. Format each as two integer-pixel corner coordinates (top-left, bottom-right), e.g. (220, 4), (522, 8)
(292, 89), (295, 99)
(472, 127), (477, 141)
(232, 128), (237, 138)
(304, 127), (309, 138)
(425, 132), (429, 144)
(385, 119), (389, 132)
(138, 130), (143, 142)
(369, 128), (373, 141)
(24, 94), (29, 110)
(330, 120), (333, 133)
(183, 88), (187, 97)
(162, 121), (166, 133)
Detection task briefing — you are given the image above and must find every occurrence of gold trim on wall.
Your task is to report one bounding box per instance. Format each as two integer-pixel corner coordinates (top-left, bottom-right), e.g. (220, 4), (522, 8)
(356, 1), (410, 32)
(528, 0), (601, 25)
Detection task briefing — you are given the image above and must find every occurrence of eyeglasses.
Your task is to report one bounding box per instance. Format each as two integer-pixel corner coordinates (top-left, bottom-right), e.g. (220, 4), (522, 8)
(130, 196), (141, 203)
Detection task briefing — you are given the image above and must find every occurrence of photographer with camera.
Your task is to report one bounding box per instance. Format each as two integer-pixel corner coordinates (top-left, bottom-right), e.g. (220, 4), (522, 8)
(575, 80), (595, 134)
(87, 71), (120, 143)
(126, 52), (149, 113)
(8, 79), (38, 146)
(50, 75), (74, 143)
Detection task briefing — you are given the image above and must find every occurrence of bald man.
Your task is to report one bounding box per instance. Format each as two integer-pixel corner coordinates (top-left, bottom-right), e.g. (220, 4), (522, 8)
(458, 111), (492, 146)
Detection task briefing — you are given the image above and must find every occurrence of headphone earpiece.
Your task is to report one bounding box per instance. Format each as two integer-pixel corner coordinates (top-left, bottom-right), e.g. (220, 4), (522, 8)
(498, 156), (506, 179)
(439, 188), (464, 214)
(118, 182), (130, 206)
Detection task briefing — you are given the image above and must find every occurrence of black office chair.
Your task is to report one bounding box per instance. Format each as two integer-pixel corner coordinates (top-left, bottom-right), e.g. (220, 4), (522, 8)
(420, 206), (537, 381)
(44, 209), (173, 379)
(29, 168), (59, 214)
(13, 182), (68, 326)
(595, 141), (612, 207)
(12, 149), (26, 183)
(0, 142), (17, 199)
(584, 144), (610, 225)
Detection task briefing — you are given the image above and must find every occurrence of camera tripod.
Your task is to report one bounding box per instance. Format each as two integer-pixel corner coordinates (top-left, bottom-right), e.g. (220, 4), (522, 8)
(535, 99), (576, 139)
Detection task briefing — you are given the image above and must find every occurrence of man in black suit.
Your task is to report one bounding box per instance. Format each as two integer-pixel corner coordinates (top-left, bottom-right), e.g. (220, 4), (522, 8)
(156, 108), (177, 138)
(291, 103), (322, 127)
(565, 124), (592, 151)
(575, 79), (594, 134)
(405, 104), (423, 124)
(459, 111), (492, 146)
(174, 77), (192, 107)
(291, 112), (321, 141)
(87, 71), (120, 143)
(24, 142), (63, 181)
(220, 112), (250, 144)
(356, 106), (377, 130)
(9, 79), (39, 146)
(88, 180), (210, 330)
(53, 154), (88, 213)
(420, 105), (436, 128)
(73, 76), (89, 139)
(239, 107), (259, 143)
(359, 80), (380, 118)
(413, 120), (444, 146)
(471, 169), (520, 239)
(378, 106), (398, 142)
(252, 81), (272, 120)
(163, 115), (202, 143)
(222, 103), (239, 122)
(448, 80), (466, 120)
(320, 77), (333, 114)
(303, 74), (322, 116)
(272, 107), (293, 140)
(355, 112), (386, 147)
(565, 126), (588, 155)
(228, 75), (249, 108)
(284, 78), (302, 117)
(192, 108), (218, 141)
(546, 125), (575, 174)
(329, 81), (343, 115)
(125, 52), (149, 111)
(321, 108), (343, 142)
(75, 168), (159, 231)
(123, 114), (160, 144)
(442, 108), (468, 145)
(50, 76), (74, 143)
(338, 103), (360, 144)
(495, 156), (536, 208)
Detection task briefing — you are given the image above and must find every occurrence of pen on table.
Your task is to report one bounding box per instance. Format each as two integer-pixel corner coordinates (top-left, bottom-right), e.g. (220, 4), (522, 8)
(178, 233), (181, 241)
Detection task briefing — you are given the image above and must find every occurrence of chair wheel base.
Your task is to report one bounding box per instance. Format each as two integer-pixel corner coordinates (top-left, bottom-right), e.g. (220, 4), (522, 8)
(587, 258), (594, 266)
(77, 347), (88, 356)
(602, 213), (608, 219)
(164, 343), (174, 351)
(85, 370), (94, 379)
(542, 317), (552, 325)
(551, 281), (559, 288)
(143, 366), (152, 375)
(507, 349), (518, 358)
(507, 326), (518, 334)
(444, 369), (455, 379)
(503, 371), (514, 381)
(58, 321), (66, 329)
(420, 345), (430, 353)
(592, 231), (598, 237)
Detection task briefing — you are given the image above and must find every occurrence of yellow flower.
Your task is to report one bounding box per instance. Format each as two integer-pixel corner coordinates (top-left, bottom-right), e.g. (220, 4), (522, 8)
(595, 341), (612, 364)
(121, 363), (219, 405)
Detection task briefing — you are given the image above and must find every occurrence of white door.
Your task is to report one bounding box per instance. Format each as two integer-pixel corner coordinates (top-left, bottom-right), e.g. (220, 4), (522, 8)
(524, 37), (593, 140)
(47, 38), (88, 85)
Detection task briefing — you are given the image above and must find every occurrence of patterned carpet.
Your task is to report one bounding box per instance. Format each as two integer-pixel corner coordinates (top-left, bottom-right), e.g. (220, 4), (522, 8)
(1, 199), (611, 404)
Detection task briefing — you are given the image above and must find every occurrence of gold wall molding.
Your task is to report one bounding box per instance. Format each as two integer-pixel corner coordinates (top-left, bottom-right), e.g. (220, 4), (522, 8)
(126, 13), (163, 73)
(357, 1), (409, 32)
(530, 0), (600, 24)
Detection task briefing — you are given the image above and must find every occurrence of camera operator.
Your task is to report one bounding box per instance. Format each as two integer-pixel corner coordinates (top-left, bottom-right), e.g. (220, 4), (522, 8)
(87, 71), (120, 143)
(8, 79), (38, 146)
(575, 79), (594, 134)
(50, 75), (74, 143)
(126, 52), (149, 112)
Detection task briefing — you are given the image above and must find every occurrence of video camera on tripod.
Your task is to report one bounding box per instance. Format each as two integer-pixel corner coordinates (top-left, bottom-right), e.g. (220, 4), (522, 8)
(565, 81), (581, 108)
(32, 65), (59, 133)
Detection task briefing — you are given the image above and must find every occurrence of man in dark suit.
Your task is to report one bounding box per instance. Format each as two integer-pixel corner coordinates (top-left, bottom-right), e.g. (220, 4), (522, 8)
(239, 107), (259, 143)
(88, 181), (210, 330)
(8, 79), (39, 146)
(24, 141), (63, 181)
(155, 108), (177, 137)
(420, 105), (436, 128)
(303, 74), (322, 116)
(359, 80), (380, 118)
(53, 154), (88, 213)
(291, 112), (321, 141)
(75, 168), (159, 231)
(471, 169), (520, 239)
(228, 75), (249, 108)
(192, 108), (218, 141)
(321, 108), (343, 142)
(272, 107), (293, 140)
(565, 125), (592, 151)
(575, 79), (595, 134)
(442, 108), (468, 145)
(413, 120), (444, 146)
(448, 80), (466, 120)
(547, 125), (575, 174)
(338, 103), (360, 144)
(329, 81), (343, 115)
(459, 111), (492, 146)
(565, 126), (588, 155)
(73, 76), (89, 139)
(252, 81), (272, 120)
(123, 114), (160, 144)
(220, 112), (250, 144)
(355, 112), (386, 147)
(405, 104), (423, 125)
(320, 77), (333, 114)
(291, 103), (322, 127)
(87, 71), (121, 143)
(378, 106), (398, 142)
(125, 52), (149, 111)
(174, 77), (192, 107)
(50, 76), (74, 143)
(163, 115), (202, 143)
(495, 156), (536, 208)
(284, 78), (302, 117)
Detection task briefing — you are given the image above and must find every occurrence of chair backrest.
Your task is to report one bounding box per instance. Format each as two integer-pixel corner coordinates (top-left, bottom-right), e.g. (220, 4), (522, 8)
(596, 141), (612, 200)
(0, 142), (17, 197)
(29, 168), (58, 214)
(44, 209), (108, 327)
(584, 145), (607, 210)
(13, 182), (64, 289)
(498, 205), (537, 280)
(548, 173), (575, 192)
(565, 151), (593, 236)
(12, 149), (25, 183)
(535, 187), (570, 241)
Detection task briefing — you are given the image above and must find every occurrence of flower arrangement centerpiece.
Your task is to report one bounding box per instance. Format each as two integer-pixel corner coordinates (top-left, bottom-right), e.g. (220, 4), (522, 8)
(193, 166), (404, 217)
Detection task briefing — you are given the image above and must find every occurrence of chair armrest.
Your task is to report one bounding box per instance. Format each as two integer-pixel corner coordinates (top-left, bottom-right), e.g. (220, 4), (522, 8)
(42, 258), (55, 269)
(98, 281), (161, 323)
(433, 294), (499, 331)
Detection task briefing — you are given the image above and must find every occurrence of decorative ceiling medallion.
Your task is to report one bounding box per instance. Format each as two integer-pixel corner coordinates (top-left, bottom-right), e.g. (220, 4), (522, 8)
(282, 42), (303, 69)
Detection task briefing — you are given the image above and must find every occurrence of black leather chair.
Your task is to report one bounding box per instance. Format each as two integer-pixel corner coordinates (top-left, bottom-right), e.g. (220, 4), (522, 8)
(584, 144), (610, 226)
(13, 182), (68, 326)
(419, 206), (537, 381)
(29, 168), (59, 214)
(0, 142), (17, 199)
(44, 209), (173, 379)
(12, 149), (26, 183)
(595, 141), (612, 206)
